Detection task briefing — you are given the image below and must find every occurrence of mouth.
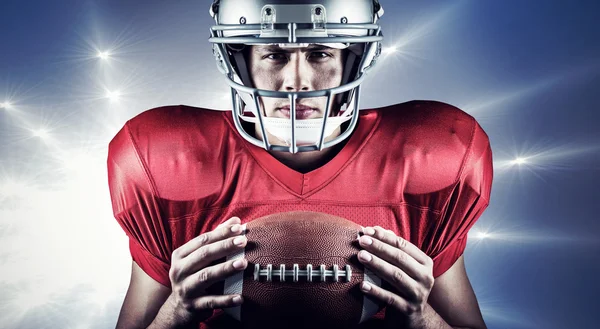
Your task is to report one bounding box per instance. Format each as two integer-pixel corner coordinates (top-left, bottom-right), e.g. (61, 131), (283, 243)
(278, 105), (319, 119)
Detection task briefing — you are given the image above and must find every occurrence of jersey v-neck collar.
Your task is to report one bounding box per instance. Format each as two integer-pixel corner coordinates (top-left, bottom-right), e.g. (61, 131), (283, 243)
(223, 110), (381, 197)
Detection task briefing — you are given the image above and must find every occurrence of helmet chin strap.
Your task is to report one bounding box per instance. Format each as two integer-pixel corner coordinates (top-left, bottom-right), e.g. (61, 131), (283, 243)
(239, 106), (353, 147)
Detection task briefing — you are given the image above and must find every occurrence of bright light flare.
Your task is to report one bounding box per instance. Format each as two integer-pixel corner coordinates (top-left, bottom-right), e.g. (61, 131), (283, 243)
(473, 231), (493, 240)
(468, 226), (588, 245)
(510, 157), (529, 165)
(106, 90), (121, 101)
(97, 51), (111, 60)
(1, 101), (12, 109)
(382, 46), (398, 55)
(32, 128), (50, 140)
(494, 143), (600, 174)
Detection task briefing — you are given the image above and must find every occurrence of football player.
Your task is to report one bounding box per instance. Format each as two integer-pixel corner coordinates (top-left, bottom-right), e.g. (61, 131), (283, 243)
(108, 1), (492, 328)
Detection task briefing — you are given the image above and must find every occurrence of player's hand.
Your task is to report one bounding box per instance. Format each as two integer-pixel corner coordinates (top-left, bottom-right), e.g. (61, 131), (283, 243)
(357, 226), (435, 327)
(165, 216), (248, 326)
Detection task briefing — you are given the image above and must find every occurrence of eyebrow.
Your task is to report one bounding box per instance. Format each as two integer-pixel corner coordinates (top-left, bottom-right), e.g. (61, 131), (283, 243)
(254, 45), (330, 53)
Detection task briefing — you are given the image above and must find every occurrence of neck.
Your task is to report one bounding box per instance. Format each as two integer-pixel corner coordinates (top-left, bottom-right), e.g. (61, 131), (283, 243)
(268, 141), (344, 174)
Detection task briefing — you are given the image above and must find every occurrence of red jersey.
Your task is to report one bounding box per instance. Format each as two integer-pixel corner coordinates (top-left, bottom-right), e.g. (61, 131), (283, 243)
(107, 100), (493, 328)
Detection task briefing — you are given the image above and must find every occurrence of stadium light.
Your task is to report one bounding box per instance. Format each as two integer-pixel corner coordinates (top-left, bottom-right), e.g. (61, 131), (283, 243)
(382, 46), (398, 55)
(510, 157), (528, 165)
(32, 128), (50, 140)
(106, 90), (121, 101)
(97, 51), (111, 60)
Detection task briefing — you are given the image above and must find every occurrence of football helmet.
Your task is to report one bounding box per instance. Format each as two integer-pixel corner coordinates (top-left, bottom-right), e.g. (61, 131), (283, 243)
(209, 0), (384, 153)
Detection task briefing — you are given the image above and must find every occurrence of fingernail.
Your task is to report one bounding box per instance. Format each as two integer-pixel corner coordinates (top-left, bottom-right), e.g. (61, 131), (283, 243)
(364, 227), (375, 236)
(358, 250), (372, 262)
(360, 236), (373, 246)
(232, 295), (243, 304)
(233, 236), (246, 246)
(362, 281), (372, 292)
(233, 259), (246, 269)
(231, 224), (241, 233)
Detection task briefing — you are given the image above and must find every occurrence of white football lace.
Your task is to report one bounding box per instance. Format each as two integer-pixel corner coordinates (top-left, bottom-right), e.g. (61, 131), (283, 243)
(253, 263), (353, 282)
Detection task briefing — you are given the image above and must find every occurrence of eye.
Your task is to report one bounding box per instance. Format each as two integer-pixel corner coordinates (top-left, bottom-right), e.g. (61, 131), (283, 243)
(264, 53), (288, 61)
(308, 51), (332, 61)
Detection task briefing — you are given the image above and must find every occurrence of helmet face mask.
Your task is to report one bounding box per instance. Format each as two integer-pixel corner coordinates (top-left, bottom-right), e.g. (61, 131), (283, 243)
(209, 0), (384, 154)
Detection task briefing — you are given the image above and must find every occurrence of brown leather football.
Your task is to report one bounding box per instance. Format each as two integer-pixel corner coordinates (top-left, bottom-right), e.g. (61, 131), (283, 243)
(217, 211), (383, 329)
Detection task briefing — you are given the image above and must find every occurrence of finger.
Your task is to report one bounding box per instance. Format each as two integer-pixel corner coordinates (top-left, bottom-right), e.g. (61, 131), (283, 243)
(217, 216), (241, 229)
(360, 281), (411, 314)
(358, 235), (426, 281)
(174, 220), (244, 259)
(363, 226), (431, 266)
(180, 258), (248, 297)
(192, 294), (244, 311)
(358, 249), (420, 302)
(179, 235), (247, 278)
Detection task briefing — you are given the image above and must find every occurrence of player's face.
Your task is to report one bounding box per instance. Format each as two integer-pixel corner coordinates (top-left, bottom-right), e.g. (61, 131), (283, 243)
(248, 45), (346, 120)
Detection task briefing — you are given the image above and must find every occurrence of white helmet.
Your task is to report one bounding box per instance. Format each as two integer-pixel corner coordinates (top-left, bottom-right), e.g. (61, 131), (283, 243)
(209, 0), (384, 153)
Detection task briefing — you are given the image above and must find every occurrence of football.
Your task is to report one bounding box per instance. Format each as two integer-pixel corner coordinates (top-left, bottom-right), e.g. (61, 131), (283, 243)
(214, 211), (384, 329)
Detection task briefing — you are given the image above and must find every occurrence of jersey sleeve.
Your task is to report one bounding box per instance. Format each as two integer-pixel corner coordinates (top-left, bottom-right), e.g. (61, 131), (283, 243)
(107, 122), (172, 288)
(430, 119), (493, 278)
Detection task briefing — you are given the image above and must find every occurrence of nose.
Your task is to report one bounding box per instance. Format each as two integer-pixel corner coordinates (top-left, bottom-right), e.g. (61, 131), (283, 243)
(282, 53), (312, 92)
